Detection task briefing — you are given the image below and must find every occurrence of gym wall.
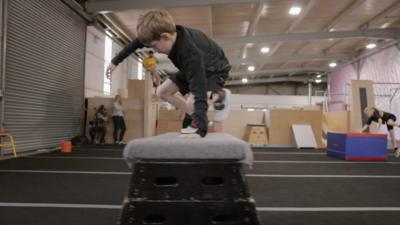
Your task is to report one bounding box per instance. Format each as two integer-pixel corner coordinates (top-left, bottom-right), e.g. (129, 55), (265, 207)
(85, 26), (137, 98)
(1, 0), (86, 153)
(330, 45), (400, 139)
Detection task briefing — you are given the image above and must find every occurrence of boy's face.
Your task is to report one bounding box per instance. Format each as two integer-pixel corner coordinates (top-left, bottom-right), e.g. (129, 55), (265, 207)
(149, 33), (175, 55)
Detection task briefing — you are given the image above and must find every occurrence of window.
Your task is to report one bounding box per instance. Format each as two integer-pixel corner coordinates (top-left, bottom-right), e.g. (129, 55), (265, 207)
(138, 62), (143, 80)
(104, 35), (112, 95)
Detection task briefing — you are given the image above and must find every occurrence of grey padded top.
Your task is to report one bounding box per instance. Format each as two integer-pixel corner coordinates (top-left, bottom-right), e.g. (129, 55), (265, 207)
(123, 132), (253, 167)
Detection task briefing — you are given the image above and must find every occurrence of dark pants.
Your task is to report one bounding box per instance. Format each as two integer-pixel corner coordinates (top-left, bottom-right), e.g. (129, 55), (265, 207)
(89, 126), (107, 144)
(112, 116), (126, 143)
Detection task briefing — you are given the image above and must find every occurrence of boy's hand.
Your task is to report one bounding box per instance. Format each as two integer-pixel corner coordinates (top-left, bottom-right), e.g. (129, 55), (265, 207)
(106, 63), (116, 79)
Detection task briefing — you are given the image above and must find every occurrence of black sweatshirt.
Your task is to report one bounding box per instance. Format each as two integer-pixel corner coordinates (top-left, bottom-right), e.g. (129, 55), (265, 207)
(111, 25), (231, 137)
(367, 110), (395, 125)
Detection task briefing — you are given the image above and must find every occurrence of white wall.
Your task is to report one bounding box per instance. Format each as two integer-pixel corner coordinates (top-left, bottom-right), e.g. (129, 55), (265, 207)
(230, 94), (325, 110)
(85, 26), (105, 97)
(229, 83), (327, 95)
(85, 26), (138, 98)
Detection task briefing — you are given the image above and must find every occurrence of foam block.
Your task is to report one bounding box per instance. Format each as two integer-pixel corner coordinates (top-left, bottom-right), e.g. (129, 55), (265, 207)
(123, 132), (253, 168)
(327, 132), (387, 161)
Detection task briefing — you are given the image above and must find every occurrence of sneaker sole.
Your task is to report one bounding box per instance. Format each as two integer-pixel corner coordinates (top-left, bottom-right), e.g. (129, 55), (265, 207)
(213, 88), (231, 122)
(180, 127), (198, 134)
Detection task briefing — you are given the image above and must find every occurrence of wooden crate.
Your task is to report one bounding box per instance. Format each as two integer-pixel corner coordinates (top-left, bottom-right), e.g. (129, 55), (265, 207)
(244, 124), (268, 145)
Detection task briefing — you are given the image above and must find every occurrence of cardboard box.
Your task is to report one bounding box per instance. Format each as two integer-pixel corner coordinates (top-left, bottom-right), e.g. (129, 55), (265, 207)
(221, 110), (265, 140)
(124, 109), (144, 140)
(128, 80), (146, 99)
(159, 109), (182, 121)
(156, 121), (182, 135)
(269, 109), (323, 148)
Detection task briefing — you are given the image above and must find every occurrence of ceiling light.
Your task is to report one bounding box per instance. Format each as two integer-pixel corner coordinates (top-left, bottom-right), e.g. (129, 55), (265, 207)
(366, 43), (377, 49)
(289, 6), (302, 15)
(242, 78), (248, 83)
(329, 62), (337, 68)
(315, 79), (322, 83)
(262, 109), (268, 112)
(247, 108), (255, 112)
(316, 74), (322, 78)
(261, 47), (270, 54)
(329, 28), (335, 32)
(247, 66), (255, 72)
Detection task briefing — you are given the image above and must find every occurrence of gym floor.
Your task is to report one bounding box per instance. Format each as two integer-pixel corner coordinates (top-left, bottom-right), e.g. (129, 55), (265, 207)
(0, 145), (399, 225)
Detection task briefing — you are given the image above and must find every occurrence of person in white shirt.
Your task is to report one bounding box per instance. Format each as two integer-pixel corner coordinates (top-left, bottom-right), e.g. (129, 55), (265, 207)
(112, 95), (126, 144)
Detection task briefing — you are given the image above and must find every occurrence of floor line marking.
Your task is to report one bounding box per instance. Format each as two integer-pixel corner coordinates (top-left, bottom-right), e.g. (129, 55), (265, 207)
(1, 203), (400, 212)
(247, 174), (400, 178)
(1, 169), (398, 178)
(256, 207), (400, 212)
(0, 170), (131, 175)
(26, 156), (124, 160)
(0, 202), (121, 209)
(253, 160), (400, 164)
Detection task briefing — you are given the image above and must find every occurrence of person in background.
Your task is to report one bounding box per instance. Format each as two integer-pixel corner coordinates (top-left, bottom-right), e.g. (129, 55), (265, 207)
(361, 106), (400, 158)
(89, 105), (108, 144)
(112, 94), (126, 144)
(143, 50), (160, 88)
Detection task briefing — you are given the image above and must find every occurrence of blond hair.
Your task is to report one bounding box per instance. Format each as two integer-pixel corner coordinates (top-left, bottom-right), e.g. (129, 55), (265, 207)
(137, 9), (176, 45)
(364, 106), (380, 114)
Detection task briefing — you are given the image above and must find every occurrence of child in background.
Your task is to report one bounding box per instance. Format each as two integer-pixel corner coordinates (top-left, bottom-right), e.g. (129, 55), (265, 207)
(143, 50), (160, 87)
(361, 106), (400, 158)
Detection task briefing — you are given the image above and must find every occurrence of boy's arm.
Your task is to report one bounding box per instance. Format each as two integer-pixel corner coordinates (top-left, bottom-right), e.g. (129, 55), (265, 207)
(182, 51), (208, 137)
(111, 39), (144, 66)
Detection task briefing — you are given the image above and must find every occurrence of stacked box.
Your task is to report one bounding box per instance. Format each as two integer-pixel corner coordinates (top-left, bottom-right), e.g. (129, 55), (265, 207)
(118, 160), (260, 225)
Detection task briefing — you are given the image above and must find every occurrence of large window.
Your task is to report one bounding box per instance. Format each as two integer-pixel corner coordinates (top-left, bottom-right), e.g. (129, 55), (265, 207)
(103, 35), (112, 95)
(137, 61), (143, 80)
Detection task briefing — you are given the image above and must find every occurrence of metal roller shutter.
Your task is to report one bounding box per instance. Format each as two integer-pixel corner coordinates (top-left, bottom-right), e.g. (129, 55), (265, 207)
(3, 0), (86, 153)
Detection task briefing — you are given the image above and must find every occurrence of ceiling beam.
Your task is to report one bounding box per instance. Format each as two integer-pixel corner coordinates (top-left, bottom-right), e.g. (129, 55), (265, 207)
(263, 0), (318, 62)
(287, 0), (366, 69)
(226, 76), (310, 86)
(324, 0), (366, 32)
(325, 1), (400, 54)
(361, 0), (400, 29)
(278, 0), (366, 70)
(86, 0), (258, 13)
(229, 67), (324, 78)
(239, 2), (266, 59)
(229, 53), (353, 65)
(215, 28), (400, 45)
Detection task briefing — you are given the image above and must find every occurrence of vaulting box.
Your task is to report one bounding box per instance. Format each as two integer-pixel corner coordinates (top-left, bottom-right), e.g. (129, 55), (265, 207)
(118, 132), (260, 225)
(327, 132), (387, 161)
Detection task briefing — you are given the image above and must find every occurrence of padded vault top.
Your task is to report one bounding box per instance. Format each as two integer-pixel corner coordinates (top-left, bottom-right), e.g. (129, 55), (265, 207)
(123, 132), (253, 167)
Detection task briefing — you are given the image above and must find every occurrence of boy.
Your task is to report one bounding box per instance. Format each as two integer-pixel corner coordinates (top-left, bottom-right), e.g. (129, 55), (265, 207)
(361, 106), (400, 158)
(106, 9), (231, 138)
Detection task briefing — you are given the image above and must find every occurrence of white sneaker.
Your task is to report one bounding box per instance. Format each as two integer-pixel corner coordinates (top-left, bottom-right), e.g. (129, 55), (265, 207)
(213, 88), (231, 122)
(180, 126), (198, 134)
(395, 148), (400, 158)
